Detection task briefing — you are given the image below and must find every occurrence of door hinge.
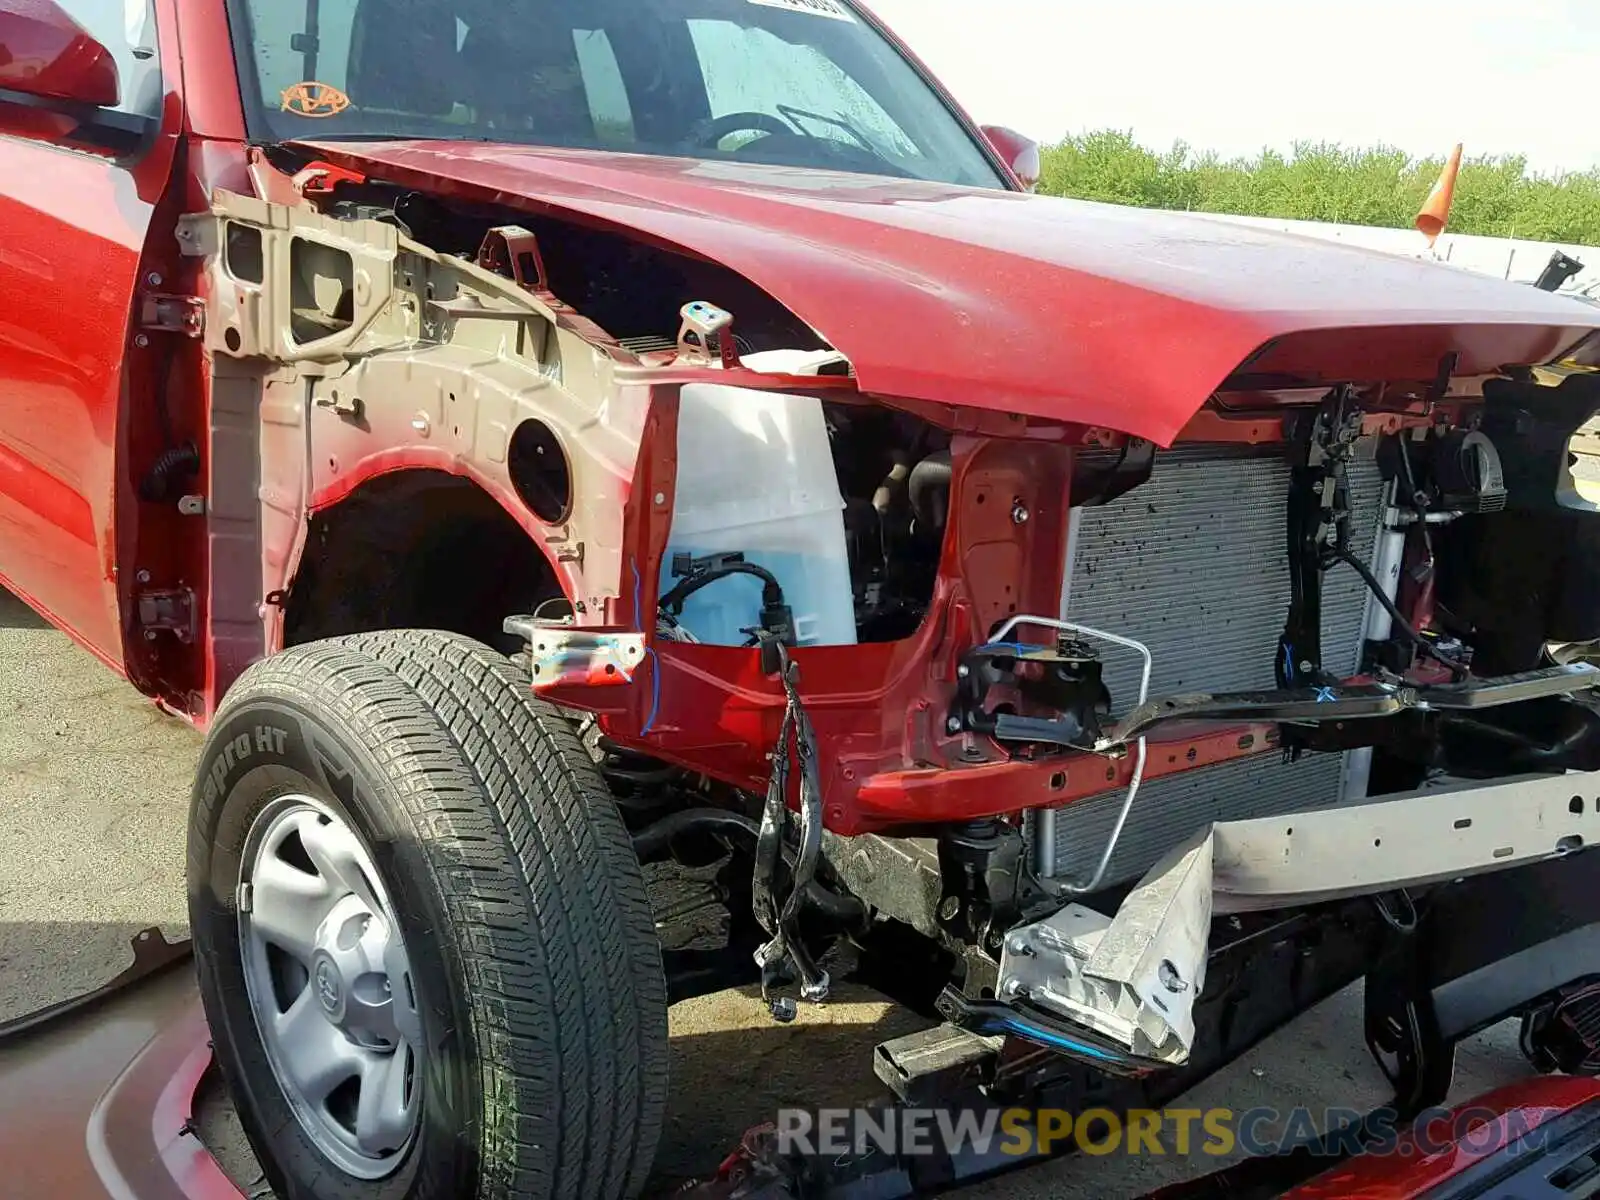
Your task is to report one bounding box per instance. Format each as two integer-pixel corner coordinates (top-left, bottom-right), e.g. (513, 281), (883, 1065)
(136, 587), (196, 643)
(138, 293), (206, 338)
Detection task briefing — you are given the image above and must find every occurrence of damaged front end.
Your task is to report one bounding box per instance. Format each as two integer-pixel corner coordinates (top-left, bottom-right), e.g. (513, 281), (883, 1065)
(183, 149), (1600, 1086)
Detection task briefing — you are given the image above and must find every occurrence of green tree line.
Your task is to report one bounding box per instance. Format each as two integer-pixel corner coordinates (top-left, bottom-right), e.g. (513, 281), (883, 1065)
(1036, 130), (1600, 246)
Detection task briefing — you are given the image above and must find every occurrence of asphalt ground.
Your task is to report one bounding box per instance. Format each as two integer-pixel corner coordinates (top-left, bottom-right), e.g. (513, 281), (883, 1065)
(0, 583), (1542, 1197)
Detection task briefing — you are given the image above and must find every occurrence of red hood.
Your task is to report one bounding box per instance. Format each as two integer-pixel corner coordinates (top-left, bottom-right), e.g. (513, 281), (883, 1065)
(301, 142), (1600, 445)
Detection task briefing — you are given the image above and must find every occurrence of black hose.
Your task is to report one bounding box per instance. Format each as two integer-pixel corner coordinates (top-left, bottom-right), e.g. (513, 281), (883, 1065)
(602, 762), (686, 788)
(801, 882), (867, 926)
(1334, 548), (1469, 678)
(631, 807), (866, 925)
(1395, 436), (1434, 558)
(907, 450), (952, 530)
(138, 441), (200, 503)
(633, 808), (761, 859)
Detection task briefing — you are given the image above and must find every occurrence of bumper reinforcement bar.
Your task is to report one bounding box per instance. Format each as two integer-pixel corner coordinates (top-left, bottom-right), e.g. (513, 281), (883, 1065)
(995, 766), (1600, 1067)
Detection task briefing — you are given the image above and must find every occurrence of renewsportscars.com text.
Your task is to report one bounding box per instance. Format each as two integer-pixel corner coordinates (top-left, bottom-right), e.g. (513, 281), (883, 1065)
(776, 1104), (1547, 1159)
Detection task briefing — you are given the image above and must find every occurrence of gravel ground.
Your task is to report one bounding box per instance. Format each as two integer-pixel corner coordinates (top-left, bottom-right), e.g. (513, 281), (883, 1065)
(0, 586), (195, 1025)
(0, 584), (1540, 1197)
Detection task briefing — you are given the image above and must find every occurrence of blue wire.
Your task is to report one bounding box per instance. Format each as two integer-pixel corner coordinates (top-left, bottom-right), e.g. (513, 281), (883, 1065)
(632, 559), (662, 735)
(974, 641), (1047, 657)
(990, 1013), (1126, 1064)
(642, 648), (661, 735)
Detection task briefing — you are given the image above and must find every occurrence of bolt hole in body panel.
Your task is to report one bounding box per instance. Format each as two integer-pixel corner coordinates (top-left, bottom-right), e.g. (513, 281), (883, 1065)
(508, 419), (572, 524)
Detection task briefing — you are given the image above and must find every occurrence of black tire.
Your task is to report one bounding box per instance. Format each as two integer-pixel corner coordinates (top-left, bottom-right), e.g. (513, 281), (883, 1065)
(188, 630), (668, 1200)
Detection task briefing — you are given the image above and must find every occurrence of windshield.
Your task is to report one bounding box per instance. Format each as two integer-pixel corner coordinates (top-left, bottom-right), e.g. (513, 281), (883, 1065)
(226, 0), (1008, 188)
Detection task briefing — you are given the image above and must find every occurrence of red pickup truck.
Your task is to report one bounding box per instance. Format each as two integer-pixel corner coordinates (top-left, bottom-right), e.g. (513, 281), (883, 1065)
(6, 2), (1600, 1198)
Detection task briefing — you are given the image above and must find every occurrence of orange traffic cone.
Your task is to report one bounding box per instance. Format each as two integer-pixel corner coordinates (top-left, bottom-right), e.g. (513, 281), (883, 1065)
(1416, 143), (1464, 246)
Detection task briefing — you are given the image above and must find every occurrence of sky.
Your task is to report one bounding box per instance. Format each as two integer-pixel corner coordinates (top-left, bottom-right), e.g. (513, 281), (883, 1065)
(867, 0), (1600, 175)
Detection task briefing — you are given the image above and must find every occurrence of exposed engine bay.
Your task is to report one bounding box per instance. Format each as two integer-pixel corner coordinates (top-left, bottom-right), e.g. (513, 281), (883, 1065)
(194, 163), (1600, 1092)
(832, 407), (950, 644)
(656, 400), (951, 649)
(628, 371), (1600, 1068)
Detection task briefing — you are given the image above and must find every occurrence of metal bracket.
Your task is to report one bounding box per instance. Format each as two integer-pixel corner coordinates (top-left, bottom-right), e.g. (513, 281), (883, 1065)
(291, 161), (366, 198)
(989, 614), (1153, 898)
(677, 300), (741, 369)
(313, 388), (363, 419)
(502, 616), (645, 689)
(873, 1023), (1004, 1105)
(1279, 388), (1366, 687)
(477, 225), (549, 293)
(136, 587), (196, 643)
(137, 292), (205, 338)
(950, 637), (1109, 746)
(997, 836), (1209, 1066)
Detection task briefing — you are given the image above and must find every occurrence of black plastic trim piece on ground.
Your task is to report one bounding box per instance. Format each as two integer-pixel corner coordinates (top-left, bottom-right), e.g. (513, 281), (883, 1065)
(0, 927), (191, 1044)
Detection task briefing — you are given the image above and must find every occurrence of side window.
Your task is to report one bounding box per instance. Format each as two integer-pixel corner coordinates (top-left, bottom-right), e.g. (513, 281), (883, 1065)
(58, 0), (161, 117)
(573, 30), (634, 146)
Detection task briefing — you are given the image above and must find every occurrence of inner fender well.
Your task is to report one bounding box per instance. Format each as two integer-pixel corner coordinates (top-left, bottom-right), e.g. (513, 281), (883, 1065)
(284, 471), (565, 654)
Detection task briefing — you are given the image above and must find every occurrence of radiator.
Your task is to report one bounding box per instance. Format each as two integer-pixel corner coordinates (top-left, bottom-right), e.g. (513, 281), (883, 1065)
(1044, 443), (1386, 887)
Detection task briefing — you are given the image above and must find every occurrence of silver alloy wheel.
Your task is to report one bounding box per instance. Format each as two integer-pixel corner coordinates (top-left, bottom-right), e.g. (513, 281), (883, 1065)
(238, 795), (422, 1179)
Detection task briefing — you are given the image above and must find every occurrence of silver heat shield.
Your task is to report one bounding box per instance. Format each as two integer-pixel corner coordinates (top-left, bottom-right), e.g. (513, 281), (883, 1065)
(1045, 443), (1386, 888)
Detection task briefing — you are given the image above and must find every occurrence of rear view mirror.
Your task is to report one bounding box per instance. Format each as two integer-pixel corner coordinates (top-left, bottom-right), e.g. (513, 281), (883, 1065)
(981, 125), (1042, 192)
(0, 0), (119, 109)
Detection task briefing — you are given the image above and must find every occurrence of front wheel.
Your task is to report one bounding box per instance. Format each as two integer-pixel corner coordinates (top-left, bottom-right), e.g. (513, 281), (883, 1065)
(188, 631), (668, 1200)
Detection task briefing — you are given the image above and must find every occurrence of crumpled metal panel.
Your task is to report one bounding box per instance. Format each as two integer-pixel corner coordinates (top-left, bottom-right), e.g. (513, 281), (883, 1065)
(1049, 444), (1385, 886)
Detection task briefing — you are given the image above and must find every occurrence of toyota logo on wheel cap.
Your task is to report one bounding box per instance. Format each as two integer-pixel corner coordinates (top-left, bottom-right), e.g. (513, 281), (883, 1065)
(314, 958), (343, 1015)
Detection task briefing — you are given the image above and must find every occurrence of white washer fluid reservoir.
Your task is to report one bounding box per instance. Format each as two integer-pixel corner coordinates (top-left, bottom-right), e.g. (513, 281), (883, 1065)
(662, 382), (857, 647)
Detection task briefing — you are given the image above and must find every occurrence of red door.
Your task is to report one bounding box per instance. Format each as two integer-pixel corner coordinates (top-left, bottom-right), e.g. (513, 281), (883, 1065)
(0, 0), (181, 668)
